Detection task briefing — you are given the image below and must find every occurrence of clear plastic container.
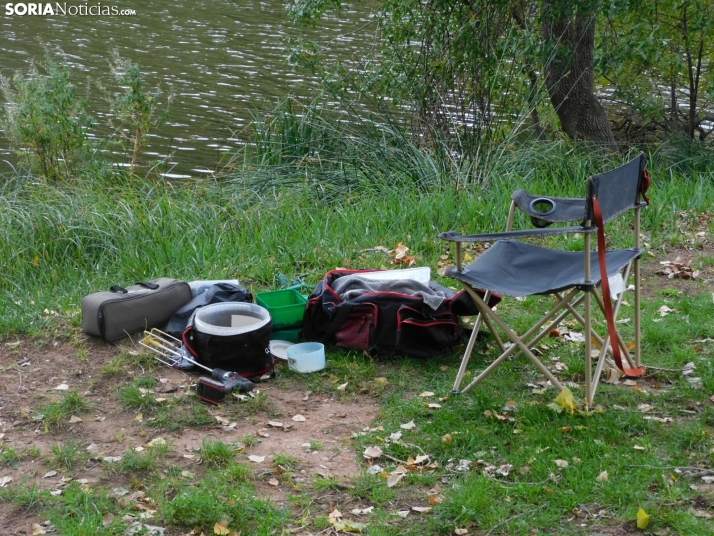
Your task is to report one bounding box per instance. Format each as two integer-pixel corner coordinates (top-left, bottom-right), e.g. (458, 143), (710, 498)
(287, 342), (325, 373)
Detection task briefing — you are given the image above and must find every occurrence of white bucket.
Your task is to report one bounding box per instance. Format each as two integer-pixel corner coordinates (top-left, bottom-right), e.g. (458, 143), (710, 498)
(193, 302), (271, 336)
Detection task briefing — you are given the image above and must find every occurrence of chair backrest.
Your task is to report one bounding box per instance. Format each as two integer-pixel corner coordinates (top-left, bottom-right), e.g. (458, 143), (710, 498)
(586, 153), (647, 224)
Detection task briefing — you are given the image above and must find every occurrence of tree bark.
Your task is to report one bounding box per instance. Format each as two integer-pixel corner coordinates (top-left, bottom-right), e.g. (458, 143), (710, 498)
(542, 1), (617, 149)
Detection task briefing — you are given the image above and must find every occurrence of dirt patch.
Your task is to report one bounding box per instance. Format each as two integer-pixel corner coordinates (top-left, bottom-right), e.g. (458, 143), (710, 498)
(0, 337), (379, 534)
(641, 244), (714, 295)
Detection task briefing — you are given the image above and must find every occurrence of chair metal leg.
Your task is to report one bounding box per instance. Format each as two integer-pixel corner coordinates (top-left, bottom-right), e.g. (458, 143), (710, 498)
(459, 286), (565, 393)
(452, 313), (484, 393)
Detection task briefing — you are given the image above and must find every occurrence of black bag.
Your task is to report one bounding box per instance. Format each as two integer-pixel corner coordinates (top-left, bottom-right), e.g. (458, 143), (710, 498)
(184, 320), (274, 378)
(302, 269), (499, 359)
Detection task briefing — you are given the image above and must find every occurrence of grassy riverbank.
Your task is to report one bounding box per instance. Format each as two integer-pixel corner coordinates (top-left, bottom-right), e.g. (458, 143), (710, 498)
(1, 141), (714, 535)
(1, 141), (713, 336)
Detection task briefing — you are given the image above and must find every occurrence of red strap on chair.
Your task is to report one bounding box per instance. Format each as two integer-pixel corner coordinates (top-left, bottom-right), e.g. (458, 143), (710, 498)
(592, 196), (645, 378)
(640, 169), (652, 205)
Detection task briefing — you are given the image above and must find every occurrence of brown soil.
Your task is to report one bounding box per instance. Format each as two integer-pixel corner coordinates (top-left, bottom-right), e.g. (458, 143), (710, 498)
(0, 336), (379, 535)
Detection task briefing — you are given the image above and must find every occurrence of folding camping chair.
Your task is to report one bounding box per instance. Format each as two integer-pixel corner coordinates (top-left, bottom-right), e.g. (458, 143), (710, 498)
(440, 153), (651, 405)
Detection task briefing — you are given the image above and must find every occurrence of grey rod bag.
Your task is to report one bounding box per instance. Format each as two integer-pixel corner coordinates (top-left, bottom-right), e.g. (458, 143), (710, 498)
(82, 278), (192, 342)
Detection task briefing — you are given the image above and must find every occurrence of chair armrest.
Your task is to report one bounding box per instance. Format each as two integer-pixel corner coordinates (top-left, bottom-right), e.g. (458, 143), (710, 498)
(512, 189), (587, 227)
(439, 225), (594, 243)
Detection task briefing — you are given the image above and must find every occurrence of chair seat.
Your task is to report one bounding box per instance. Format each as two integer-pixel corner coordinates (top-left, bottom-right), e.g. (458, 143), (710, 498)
(445, 240), (642, 297)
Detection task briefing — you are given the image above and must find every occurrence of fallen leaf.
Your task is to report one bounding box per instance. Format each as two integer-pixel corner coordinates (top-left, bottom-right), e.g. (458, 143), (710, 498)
(396, 510), (410, 518)
(387, 472), (404, 487)
(428, 403), (442, 410)
(363, 446), (383, 459)
(134, 413), (143, 422)
(400, 421), (416, 430)
(338, 382), (348, 391)
(333, 519), (367, 532)
(658, 305), (674, 317)
(351, 506), (374, 515)
(0, 476), (12, 487)
(248, 455), (265, 463)
(636, 507), (650, 529)
(53, 383), (69, 391)
(412, 506), (432, 514)
(43, 471), (58, 479)
(31, 523), (46, 535)
(442, 433), (453, 444)
(267, 421), (283, 428)
(553, 388), (578, 414)
(292, 414), (306, 422)
(147, 437), (166, 448)
(454, 529), (468, 535)
(268, 478), (279, 487)
(554, 459), (569, 468)
(596, 471), (609, 482)
(214, 521), (230, 535)
(69, 415), (83, 424)
(419, 391), (435, 398)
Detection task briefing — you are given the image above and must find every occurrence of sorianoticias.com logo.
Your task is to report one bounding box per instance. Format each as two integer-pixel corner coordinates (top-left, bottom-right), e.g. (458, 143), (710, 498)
(4, 3), (136, 15)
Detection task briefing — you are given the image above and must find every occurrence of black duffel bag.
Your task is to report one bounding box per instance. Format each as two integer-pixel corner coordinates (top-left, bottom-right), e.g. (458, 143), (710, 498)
(302, 269), (499, 359)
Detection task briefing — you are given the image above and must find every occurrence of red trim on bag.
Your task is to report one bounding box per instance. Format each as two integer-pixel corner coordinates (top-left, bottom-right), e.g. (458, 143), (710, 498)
(397, 305), (457, 332)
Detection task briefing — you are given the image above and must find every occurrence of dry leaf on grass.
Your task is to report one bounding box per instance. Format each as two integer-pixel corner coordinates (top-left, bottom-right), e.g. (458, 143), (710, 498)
(596, 471), (608, 482)
(636, 508), (650, 529)
(214, 521), (230, 535)
(412, 506), (432, 514)
(248, 455), (265, 463)
(363, 446), (383, 459)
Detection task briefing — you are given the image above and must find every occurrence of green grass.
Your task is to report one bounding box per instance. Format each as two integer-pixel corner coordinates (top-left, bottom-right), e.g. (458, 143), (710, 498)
(199, 439), (237, 468)
(36, 391), (90, 432)
(48, 441), (89, 471)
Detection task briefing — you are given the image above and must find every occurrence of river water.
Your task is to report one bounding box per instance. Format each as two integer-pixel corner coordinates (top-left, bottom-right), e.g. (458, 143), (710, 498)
(0, 1), (374, 178)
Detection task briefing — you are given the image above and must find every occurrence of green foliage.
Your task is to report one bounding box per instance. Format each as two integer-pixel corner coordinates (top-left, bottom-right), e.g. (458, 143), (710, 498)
(108, 50), (172, 172)
(598, 0), (714, 140)
(0, 52), (94, 181)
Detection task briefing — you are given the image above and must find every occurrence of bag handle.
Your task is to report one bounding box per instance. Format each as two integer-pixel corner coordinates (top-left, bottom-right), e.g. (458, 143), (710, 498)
(109, 285), (128, 293)
(136, 281), (160, 290)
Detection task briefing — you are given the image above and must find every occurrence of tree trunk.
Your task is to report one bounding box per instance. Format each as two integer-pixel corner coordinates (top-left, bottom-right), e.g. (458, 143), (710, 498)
(542, 1), (617, 149)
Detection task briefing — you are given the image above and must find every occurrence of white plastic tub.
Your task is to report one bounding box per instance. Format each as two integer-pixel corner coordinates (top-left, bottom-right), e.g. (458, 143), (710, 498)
(287, 342), (325, 373)
(193, 302), (271, 336)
